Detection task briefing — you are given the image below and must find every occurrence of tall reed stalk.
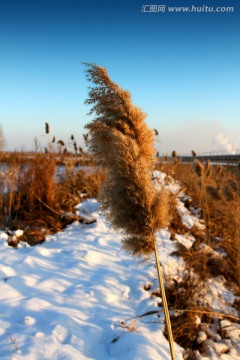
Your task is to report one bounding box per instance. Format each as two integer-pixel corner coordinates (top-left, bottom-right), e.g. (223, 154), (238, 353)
(84, 63), (175, 359)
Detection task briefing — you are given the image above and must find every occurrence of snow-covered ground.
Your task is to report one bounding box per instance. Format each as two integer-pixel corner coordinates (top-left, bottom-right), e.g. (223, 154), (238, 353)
(0, 175), (239, 359)
(0, 198), (184, 360)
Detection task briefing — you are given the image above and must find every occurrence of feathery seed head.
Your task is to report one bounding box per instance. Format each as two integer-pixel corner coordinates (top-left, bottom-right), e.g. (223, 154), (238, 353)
(84, 63), (171, 257)
(45, 122), (50, 134)
(193, 160), (205, 178)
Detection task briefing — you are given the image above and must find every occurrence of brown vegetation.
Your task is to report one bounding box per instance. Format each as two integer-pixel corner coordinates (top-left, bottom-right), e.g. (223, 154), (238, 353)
(156, 158), (240, 358)
(0, 151), (104, 246)
(84, 63), (172, 257)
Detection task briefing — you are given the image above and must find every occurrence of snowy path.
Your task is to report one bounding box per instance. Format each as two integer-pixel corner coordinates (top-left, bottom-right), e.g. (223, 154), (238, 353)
(0, 199), (184, 360)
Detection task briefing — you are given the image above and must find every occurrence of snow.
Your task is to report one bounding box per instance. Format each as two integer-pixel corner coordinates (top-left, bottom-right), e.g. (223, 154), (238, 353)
(176, 199), (204, 230)
(0, 199), (184, 360)
(0, 172), (239, 359)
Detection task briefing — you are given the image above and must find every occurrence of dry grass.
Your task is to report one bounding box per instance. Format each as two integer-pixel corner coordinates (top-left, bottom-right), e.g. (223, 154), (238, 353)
(85, 63), (172, 257)
(0, 124), (101, 242)
(84, 63), (177, 359)
(0, 152), (104, 246)
(172, 162), (240, 293)
(157, 160), (240, 291)
(155, 159), (240, 358)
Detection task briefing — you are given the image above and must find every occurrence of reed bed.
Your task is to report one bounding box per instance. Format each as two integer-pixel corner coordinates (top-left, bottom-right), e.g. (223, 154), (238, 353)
(156, 158), (240, 358)
(0, 152), (103, 246)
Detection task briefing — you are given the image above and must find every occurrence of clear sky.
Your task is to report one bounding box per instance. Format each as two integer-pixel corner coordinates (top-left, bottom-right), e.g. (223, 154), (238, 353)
(0, 0), (239, 155)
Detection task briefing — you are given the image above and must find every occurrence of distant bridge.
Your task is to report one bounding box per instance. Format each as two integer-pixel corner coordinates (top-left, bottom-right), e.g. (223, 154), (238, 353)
(159, 153), (240, 163)
(180, 154), (240, 163)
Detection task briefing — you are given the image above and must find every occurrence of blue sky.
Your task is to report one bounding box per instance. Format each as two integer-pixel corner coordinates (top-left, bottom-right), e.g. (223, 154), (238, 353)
(0, 0), (239, 154)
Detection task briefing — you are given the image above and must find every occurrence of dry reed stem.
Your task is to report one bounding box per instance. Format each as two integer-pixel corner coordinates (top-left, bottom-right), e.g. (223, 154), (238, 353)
(84, 63), (175, 358)
(126, 308), (240, 323)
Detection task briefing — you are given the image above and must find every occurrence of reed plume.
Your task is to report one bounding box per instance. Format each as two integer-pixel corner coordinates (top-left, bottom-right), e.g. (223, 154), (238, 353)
(57, 140), (65, 147)
(193, 159), (205, 178)
(84, 62), (175, 360)
(84, 63), (171, 257)
(45, 122), (50, 134)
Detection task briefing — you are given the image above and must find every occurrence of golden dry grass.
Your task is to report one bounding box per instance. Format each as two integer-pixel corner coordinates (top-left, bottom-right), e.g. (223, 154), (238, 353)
(0, 152), (104, 246)
(84, 63), (171, 256)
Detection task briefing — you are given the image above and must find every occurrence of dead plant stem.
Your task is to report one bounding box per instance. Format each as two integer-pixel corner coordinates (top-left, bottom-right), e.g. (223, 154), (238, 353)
(153, 233), (175, 360)
(126, 309), (240, 322)
(30, 190), (61, 216)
